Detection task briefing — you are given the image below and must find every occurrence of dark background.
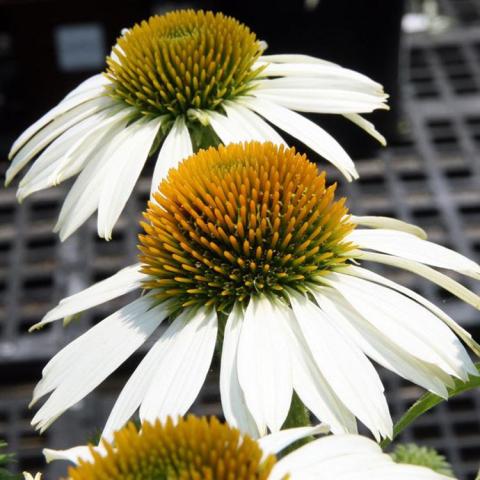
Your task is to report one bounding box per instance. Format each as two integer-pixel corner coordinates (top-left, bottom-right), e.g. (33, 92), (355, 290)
(1, 0), (480, 478)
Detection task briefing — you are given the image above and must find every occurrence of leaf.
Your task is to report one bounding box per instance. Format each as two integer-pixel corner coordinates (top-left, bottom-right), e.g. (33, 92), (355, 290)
(381, 363), (480, 449)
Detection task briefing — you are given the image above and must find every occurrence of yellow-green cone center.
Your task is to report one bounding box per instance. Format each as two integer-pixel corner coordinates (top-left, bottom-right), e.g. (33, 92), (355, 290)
(106, 10), (264, 117)
(139, 142), (356, 313)
(68, 417), (277, 480)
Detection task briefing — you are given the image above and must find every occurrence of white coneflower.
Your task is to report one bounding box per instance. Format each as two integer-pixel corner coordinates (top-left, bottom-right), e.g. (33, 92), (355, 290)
(6, 10), (388, 241)
(44, 416), (452, 480)
(29, 143), (480, 442)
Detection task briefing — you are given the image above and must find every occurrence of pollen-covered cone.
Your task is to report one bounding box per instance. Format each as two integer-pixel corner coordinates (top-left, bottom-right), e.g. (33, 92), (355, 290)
(30, 142), (480, 443)
(6, 9), (388, 240)
(44, 416), (453, 480)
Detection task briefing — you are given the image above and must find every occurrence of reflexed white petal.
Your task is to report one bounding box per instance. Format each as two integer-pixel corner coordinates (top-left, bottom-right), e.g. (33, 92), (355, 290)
(223, 101), (287, 145)
(256, 77), (383, 96)
(343, 113), (387, 146)
(31, 297), (166, 431)
(44, 445), (100, 464)
(18, 106), (133, 197)
(220, 303), (259, 438)
(323, 272), (473, 380)
(53, 118), (131, 240)
(355, 250), (480, 309)
(63, 74), (110, 101)
(257, 54), (335, 66)
(344, 264), (480, 359)
(150, 116), (192, 194)
(237, 296), (293, 435)
(270, 434), (384, 480)
(241, 97), (358, 180)
(18, 113), (106, 187)
(349, 216), (426, 239)
(258, 424), (329, 457)
(31, 263), (145, 330)
(288, 290), (392, 440)
(6, 96), (113, 184)
(274, 433), (448, 479)
(16, 108), (131, 201)
(254, 89), (388, 114)
(276, 303), (358, 434)
(98, 117), (162, 239)
(257, 62), (383, 90)
(139, 308), (217, 424)
(206, 110), (252, 144)
(313, 288), (454, 396)
(9, 75), (110, 159)
(348, 229), (480, 279)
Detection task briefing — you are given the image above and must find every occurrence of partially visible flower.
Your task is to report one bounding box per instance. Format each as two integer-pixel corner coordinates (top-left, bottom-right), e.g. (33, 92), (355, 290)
(6, 9), (388, 240)
(29, 143), (480, 442)
(23, 473), (41, 480)
(391, 443), (454, 477)
(44, 416), (453, 480)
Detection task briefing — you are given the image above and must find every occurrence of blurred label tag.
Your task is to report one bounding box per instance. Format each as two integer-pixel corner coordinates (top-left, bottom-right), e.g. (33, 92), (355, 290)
(54, 23), (106, 72)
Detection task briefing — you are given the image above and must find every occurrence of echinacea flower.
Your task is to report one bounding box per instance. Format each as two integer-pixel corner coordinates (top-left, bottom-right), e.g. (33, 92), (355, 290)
(30, 142), (480, 442)
(44, 416), (453, 480)
(6, 9), (388, 240)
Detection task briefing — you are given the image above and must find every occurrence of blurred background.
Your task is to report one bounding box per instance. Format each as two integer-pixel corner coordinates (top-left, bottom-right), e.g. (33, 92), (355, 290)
(1, 0), (480, 478)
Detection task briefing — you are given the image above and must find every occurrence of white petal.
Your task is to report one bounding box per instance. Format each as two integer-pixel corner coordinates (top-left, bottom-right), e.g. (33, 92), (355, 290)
(257, 54), (336, 66)
(313, 288), (454, 397)
(220, 303), (259, 438)
(53, 118), (130, 240)
(9, 75), (110, 159)
(323, 272), (472, 380)
(355, 250), (480, 309)
(97, 116), (162, 239)
(349, 216), (426, 239)
(206, 110), (252, 144)
(257, 62), (383, 90)
(222, 101), (287, 145)
(23, 473), (42, 480)
(150, 116), (192, 194)
(272, 432), (451, 479)
(271, 434), (384, 480)
(275, 303), (358, 435)
(348, 229), (480, 279)
(253, 89), (388, 114)
(237, 296), (293, 435)
(6, 96), (113, 184)
(17, 106), (133, 200)
(288, 290), (392, 440)
(31, 263), (145, 330)
(43, 445), (100, 464)
(139, 308), (217, 424)
(256, 77), (383, 96)
(343, 113), (387, 146)
(344, 264), (480, 359)
(63, 74), (110, 101)
(258, 424), (329, 457)
(241, 96), (358, 180)
(31, 297), (167, 431)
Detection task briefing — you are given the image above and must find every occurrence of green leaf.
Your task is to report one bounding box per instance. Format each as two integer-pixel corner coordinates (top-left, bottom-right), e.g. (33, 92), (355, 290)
(381, 363), (480, 449)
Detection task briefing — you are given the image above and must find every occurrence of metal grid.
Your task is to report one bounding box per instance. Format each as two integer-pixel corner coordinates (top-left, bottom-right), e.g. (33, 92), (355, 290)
(2, 3), (480, 479)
